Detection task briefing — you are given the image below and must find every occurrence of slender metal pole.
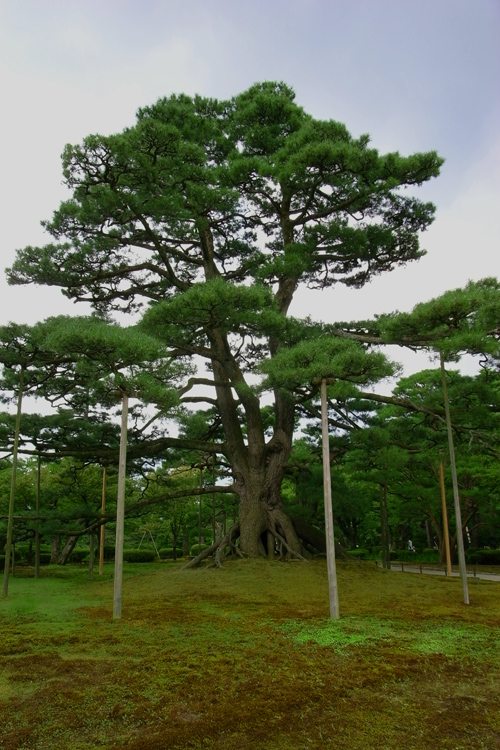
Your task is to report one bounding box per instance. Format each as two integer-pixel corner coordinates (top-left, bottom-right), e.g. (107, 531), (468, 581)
(113, 392), (128, 619)
(439, 460), (452, 577)
(440, 353), (469, 604)
(321, 379), (340, 619)
(99, 466), (106, 576)
(3, 367), (24, 598)
(35, 453), (41, 579)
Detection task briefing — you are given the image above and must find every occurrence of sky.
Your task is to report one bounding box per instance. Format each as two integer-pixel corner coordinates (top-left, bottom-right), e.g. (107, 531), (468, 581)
(0, 0), (499, 381)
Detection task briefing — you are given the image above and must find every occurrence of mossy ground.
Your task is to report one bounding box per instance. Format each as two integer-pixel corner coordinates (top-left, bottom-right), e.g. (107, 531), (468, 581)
(1, 559), (499, 750)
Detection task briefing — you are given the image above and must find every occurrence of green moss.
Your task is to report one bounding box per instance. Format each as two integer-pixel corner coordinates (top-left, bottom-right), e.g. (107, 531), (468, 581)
(1, 560), (500, 749)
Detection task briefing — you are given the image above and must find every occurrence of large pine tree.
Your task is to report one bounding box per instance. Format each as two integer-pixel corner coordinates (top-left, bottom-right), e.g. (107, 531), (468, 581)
(7, 82), (443, 558)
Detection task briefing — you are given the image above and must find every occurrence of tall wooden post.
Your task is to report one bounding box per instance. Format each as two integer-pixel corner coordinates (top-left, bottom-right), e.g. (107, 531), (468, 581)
(99, 466), (106, 576)
(35, 453), (41, 579)
(113, 392), (128, 620)
(3, 367), (24, 598)
(439, 460), (452, 577)
(321, 379), (340, 619)
(440, 353), (469, 604)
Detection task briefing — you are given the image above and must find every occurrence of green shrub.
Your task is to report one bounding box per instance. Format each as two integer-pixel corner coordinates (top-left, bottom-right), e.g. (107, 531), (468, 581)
(467, 549), (500, 565)
(347, 548), (370, 559)
(419, 549), (440, 563)
(0, 555), (4, 566)
(394, 549), (440, 563)
(373, 548), (398, 561)
(190, 543), (209, 556)
(123, 549), (157, 563)
(69, 549), (89, 563)
(159, 547), (176, 559)
(39, 553), (51, 564)
(395, 549), (419, 561)
(14, 544), (31, 562)
(102, 545), (115, 560)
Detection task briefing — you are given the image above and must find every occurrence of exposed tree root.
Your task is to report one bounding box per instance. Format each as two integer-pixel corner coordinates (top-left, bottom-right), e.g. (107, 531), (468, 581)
(182, 523), (240, 570)
(182, 511), (330, 568)
(182, 497), (350, 569)
(269, 522), (307, 562)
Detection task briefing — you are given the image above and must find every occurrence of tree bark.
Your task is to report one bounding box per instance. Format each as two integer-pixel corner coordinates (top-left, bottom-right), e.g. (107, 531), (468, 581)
(379, 483), (390, 569)
(57, 532), (80, 565)
(50, 537), (61, 564)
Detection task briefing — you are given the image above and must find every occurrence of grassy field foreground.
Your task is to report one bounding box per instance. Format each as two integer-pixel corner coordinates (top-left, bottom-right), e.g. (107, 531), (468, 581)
(1, 559), (499, 750)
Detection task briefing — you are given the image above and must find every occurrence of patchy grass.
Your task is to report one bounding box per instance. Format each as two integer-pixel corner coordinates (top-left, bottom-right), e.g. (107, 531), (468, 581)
(1, 559), (499, 749)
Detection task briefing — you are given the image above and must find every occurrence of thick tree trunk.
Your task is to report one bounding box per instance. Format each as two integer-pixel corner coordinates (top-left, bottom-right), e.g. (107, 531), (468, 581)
(197, 223), (303, 564)
(50, 537), (61, 564)
(57, 534), (79, 565)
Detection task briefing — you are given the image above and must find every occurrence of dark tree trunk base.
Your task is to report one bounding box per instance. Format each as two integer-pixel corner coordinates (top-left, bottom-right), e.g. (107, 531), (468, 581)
(182, 508), (345, 569)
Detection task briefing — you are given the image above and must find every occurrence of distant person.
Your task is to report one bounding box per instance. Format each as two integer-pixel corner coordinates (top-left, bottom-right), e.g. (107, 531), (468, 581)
(408, 539), (415, 552)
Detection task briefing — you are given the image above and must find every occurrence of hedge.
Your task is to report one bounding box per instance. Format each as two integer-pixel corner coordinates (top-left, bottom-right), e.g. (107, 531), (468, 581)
(69, 550), (89, 563)
(159, 548), (179, 559)
(1, 552), (51, 565)
(467, 549), (500, 565)
(123, 549), (157, 563)
(347, 548), (370, 560)
(395, 549), (416, 561)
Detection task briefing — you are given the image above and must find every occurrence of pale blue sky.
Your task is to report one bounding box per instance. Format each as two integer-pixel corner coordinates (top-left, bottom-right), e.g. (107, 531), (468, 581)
(0, 0), (498, 358)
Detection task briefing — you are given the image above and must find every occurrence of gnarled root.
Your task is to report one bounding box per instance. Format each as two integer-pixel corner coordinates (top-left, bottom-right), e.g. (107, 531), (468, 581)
(182, 523), (240, 570)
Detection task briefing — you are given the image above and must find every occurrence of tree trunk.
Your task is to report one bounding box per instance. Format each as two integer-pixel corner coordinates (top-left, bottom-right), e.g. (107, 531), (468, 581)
(57, 533), (80, 565)
(425, 518), (434, 549)
(205, 322), (303, 562)
(380, 482), (391, 570)
(182, 525), (190, 557)
(88, 533), (94, 580)
(50, 537), (61, 564)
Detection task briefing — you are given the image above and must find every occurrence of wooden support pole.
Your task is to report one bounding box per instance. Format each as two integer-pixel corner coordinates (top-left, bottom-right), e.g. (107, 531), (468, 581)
(321, 379), (340, 619)
(198, 467), (203, 553)
(212, 450), (216, 543)
(35, 454), (41, 579)
(113, 392), (128, 620)
(99, 466), (106, 576)
(3, 367), (24, 598)
(440, 353), (469, 605)
(439, 460), (452, 577)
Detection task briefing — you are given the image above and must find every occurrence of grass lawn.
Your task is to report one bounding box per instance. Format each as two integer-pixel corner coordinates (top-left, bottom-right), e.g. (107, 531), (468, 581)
(1, 558), (499, 750)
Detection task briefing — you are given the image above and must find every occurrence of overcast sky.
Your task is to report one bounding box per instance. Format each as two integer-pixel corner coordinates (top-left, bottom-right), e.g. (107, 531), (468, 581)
(1, 0), (499, 379)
